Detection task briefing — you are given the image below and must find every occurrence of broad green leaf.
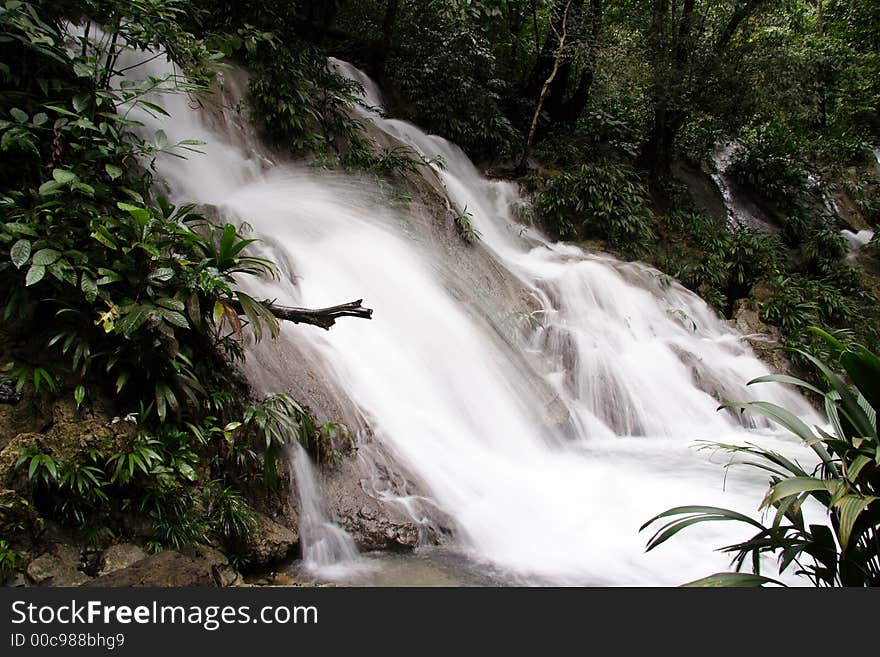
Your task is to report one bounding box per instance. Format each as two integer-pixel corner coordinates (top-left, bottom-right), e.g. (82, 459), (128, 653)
(25, 264), (45, 286)
(836, 495), (879, 550)
(177, 463), (196, 481)
(762, 476), (838, 508)
(10, 239), (30, 268)
(71, 181), (94, 196)
(846, 454), (872, 484)
(157, 297), (185, 312)
(10, 107), (27, 123)
(157, 307), (189, 328)
(138, 101), (170, 117)
(72, 95), (89, 113)
(105, 163), (123, 180)
(38, 180), (62, 196)
(841, 347), (880, 418)
(74, 385), (85, 408)
(4, 222), (38, 237)
(52, 168), (76, 184)
(797, 349), (876, 439)
(148, 267), (174, 282)
(117, 202), (150, 224)
(31, 248), (60, 266)
(91, 226), (117, 250)
(748, 374), (823, 396)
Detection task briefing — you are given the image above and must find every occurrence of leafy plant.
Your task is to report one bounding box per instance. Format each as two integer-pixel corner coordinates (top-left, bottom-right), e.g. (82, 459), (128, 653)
(204, 480), (256, 559)
(453, 205), (480, 243)
(537, 161), (655, 254)
(0, 540), (27, 585)
(641, 327), (880, 587)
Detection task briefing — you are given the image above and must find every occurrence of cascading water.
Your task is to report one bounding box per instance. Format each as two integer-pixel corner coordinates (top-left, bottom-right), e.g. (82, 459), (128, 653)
(126, 51), (824, 585)
(287, 443), (362, 576)
(709, 142), (776, 232)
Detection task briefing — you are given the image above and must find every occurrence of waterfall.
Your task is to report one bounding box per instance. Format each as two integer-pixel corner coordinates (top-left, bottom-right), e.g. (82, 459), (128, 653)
(127, 52), (824, 585)
(709, 142), (777, 232)
(287, 443), (363, 577)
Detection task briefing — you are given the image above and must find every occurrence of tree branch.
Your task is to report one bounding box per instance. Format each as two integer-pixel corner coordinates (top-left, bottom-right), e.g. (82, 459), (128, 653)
(232, 299), (374, 331)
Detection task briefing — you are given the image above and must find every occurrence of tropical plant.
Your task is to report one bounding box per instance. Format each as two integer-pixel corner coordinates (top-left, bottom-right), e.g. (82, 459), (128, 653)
(537, 161), (654, 253)
(641, 327), (880, 587)
(0, 540), (27, 584)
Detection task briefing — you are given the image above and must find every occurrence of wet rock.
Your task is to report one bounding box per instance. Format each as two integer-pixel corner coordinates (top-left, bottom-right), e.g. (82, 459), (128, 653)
(245, 513), (299, 566)
(322, 445), (445, 551)
(99, 543), (147, 576)
(26, 544), (91, 587)
(733, 299), (796, 377)
(84, 551), (217, 587)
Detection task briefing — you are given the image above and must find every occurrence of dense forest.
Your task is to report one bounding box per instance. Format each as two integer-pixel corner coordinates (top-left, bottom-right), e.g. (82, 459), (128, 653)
(1, 0), (879, 587)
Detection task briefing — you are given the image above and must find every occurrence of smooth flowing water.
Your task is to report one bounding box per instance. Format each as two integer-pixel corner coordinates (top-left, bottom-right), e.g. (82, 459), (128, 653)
(126, 52), (824, 586)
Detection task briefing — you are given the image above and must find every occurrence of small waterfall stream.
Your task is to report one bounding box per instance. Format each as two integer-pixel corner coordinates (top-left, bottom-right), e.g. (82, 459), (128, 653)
(125, 52), (825, 585)
(288, 443), (362, 576)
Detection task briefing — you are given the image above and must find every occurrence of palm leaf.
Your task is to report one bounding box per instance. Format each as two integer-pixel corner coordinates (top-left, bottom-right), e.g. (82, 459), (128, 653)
(681, 572), (785, 587)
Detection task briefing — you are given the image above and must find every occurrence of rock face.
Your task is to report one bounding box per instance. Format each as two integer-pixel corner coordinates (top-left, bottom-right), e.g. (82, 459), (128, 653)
(733, 298), (796, 377)
(26, 544), (91, 587)
(321, 441), (448, 551)
(245, 513), (299, 566)
(84, 551), (218, 587)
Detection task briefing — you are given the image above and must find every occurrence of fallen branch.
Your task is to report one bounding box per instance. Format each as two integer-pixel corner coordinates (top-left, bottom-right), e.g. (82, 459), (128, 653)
(231, 298), (374, 331)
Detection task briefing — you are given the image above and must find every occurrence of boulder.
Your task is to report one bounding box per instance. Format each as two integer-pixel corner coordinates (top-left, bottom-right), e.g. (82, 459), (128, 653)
(245, 513), (299, 566)
(99, 543), (147, 576)
(84, 551), (217, 587)
(26, 544), (91, 587)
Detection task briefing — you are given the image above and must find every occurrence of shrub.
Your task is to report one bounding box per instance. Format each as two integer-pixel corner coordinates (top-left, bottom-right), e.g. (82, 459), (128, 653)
(641, 328), (880, 586)
(538, 161), (655, 254)
(730, 125), (808, 211)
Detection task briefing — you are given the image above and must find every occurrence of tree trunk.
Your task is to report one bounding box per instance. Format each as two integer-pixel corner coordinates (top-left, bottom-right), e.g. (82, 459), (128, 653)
(556, 0), (604, 123)
(520, 0), (575, 170)
(371, 0), (399, 80)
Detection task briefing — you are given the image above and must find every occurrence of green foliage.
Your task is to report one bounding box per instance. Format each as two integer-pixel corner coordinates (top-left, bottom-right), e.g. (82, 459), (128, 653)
(453, 205), (480, 244)
(0, 1), (337, 555)
(730, 125), (809, 211)
(641, 328), (880, 587)
(379, 6), (518, 158)
(203, 479), (256, 561)
(537, 161), (654, 254)
(247, 38), (364, 155)
(0, 540), (27, 584)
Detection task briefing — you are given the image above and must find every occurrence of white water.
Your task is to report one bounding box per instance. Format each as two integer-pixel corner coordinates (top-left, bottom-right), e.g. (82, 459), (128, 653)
(710, 142), (777, 232)
(288, 443), (363, 577)
(127, 53), (825, 585)
(842, 229), (875, 259)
